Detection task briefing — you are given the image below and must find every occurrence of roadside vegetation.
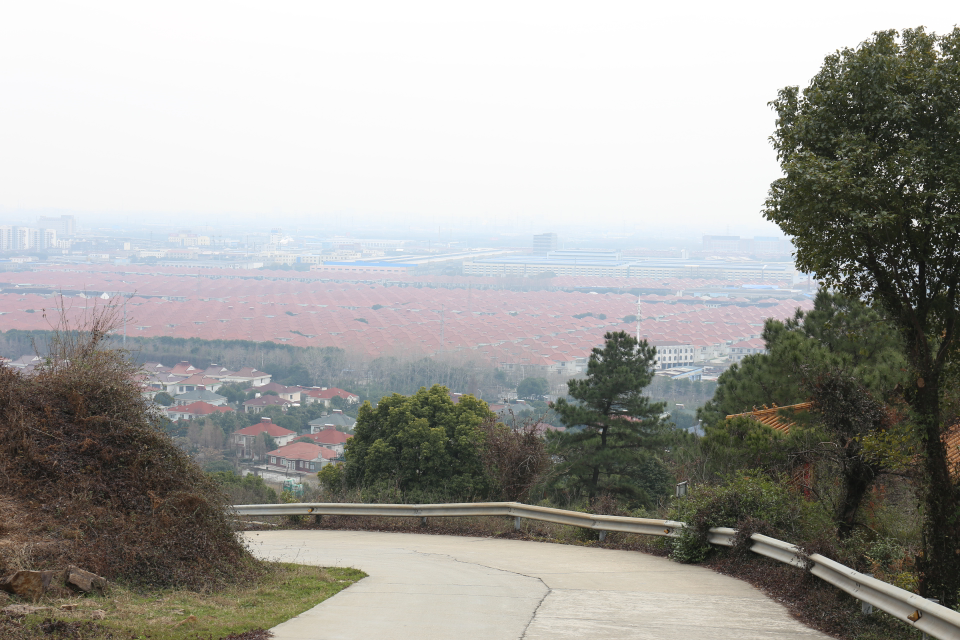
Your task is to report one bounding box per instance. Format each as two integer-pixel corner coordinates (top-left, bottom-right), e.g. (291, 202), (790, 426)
(0, 305), (363, 639)
(1, 563), (365, 640)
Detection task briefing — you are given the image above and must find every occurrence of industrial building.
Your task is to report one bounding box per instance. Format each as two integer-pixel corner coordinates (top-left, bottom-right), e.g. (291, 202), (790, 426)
(463, 252), (794, 283)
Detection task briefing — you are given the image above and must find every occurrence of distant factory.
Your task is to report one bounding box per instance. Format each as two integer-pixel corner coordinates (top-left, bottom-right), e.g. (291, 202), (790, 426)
(463, 250), (794, 283)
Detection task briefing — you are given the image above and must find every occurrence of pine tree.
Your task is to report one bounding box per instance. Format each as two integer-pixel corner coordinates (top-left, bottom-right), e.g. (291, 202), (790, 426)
(548, 331), (671, 505)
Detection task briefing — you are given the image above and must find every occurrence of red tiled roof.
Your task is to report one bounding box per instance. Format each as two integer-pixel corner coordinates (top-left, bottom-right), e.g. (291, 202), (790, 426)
(235, 420), (296, 438)
(725, 402), (812, 434)
(176, 374), (222, 386)
(267, 442), (337, 461)
(166, 401), (233, 416)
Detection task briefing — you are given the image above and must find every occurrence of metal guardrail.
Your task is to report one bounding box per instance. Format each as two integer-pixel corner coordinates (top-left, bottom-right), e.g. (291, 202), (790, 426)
(233, 501), (960, 640)
(233, 501), (686, 538)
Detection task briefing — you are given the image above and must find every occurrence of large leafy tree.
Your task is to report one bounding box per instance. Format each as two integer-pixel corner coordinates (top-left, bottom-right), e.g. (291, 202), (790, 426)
(548, 331), (672, 506)
(344, 385), (492, 501)
(764, 28), (960, 602)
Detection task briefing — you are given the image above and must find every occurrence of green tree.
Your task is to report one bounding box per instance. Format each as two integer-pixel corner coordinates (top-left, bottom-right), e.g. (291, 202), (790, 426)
(344, 385), (493, 501)
(764, 28), (960, 602)
(210, 471), (278, 504)
(153, 391), (175, 406)
(699, 292), (910, 537)
(218, 382), (249, 405)
(548, 331), (672, 505)
(516, 377), (549, 400)
(699, 291), (906, 429)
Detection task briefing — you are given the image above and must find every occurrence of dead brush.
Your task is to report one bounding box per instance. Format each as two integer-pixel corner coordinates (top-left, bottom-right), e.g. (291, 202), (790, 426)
(0, 298), (259, 589)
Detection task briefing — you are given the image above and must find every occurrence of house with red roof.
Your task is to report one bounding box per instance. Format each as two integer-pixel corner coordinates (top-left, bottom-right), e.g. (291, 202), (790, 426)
(298, 428), (351, 456)
(264, 442), (337, 473)
(170, 361), (201, 376)
(233, 417), (297, 458)
(730, 338), (767, 361)
(165, 401), (234, 421)
(242, 395), (294, 414)
(302, 387), (359, 407)
(202, 364), (234, 379)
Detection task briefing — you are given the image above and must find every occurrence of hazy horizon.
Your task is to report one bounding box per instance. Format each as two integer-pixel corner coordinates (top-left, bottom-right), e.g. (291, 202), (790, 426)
(2, 1), (957, 236)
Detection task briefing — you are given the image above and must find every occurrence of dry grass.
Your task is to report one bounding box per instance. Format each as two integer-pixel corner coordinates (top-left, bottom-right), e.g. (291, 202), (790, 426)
(1, 562), (365, 640)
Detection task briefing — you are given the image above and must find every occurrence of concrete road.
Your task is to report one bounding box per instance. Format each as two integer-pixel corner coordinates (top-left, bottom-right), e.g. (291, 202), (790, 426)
(244, 530), (831, 640)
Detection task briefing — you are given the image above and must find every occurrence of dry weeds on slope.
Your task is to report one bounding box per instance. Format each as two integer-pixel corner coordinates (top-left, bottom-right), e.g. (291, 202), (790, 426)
(0, 302), (256, 589)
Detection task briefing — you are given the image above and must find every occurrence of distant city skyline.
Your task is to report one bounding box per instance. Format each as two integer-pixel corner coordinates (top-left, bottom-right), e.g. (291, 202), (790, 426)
(2, 2), (956, 232)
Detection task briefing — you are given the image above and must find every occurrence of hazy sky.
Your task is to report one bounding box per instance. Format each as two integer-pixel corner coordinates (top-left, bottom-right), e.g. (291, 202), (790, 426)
(1, 1), (957, 235)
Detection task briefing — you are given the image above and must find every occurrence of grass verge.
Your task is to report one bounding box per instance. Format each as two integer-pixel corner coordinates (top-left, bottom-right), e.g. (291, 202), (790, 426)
(0, 562), (365, 640)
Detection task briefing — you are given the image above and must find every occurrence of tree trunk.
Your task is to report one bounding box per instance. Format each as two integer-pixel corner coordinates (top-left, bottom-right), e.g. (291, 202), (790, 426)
(914, 373), (960, 606)
(589, 465), (600, 500)
(836, 461), (873, 539)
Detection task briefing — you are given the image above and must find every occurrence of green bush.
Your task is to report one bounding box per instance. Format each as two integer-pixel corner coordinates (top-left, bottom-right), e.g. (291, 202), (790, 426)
(667, 472), (824, 563)
(211, 471), (279, 505)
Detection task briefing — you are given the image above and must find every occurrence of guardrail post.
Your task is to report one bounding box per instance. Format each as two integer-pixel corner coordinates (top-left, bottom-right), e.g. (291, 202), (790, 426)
(860, 573), (873, 615)
(922, 598), (939, 640)
(420, 517), (427, 527)
(514, 516), (521, 531)
(314, 514), (323, 525)
(599, 531), (607, 542)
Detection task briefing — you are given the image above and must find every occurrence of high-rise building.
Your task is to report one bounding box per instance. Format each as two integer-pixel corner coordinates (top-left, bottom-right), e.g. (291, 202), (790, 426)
(31, 228), (57, 249)
(13, 227), (31, 250)
(0, 226), (12, 251)
(37, 215), (75, 237)
(533, 232), (558, 254)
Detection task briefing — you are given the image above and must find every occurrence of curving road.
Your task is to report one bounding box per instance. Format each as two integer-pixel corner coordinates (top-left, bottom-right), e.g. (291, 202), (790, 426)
(244, 530), (831, 640)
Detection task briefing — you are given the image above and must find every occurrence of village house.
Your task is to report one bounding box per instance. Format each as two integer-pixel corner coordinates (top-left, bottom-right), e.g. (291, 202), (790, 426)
(222, 366), (272, 387)
(730, 338), (768, 361)
(166, 401), (234, 421)
(242, 395), (293, 414)
(171, 374), (223, 394)
(307, 409), (356, 433)
(174, 385), (228, 406)
(169, 361), (201, 376)
(299, 428), (351, 456)
(256, 382), (303, 403)
(264, 442), (337, 473)
(302, 387), (359, 407)
(232, 417), (297, 458)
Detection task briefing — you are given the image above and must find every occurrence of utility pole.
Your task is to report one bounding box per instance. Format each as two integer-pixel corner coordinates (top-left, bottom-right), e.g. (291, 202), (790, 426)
(440, 304), (444, 354)
(636, 296), (642, 343)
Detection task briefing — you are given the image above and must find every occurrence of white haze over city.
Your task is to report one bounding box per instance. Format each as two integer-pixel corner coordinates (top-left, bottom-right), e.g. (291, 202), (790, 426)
(0, 0), (957, 236)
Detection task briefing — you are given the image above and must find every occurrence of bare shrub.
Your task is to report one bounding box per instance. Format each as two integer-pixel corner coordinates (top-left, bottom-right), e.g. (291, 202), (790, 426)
(0, 299), (256, 588)
(480, 416), (550, 502)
